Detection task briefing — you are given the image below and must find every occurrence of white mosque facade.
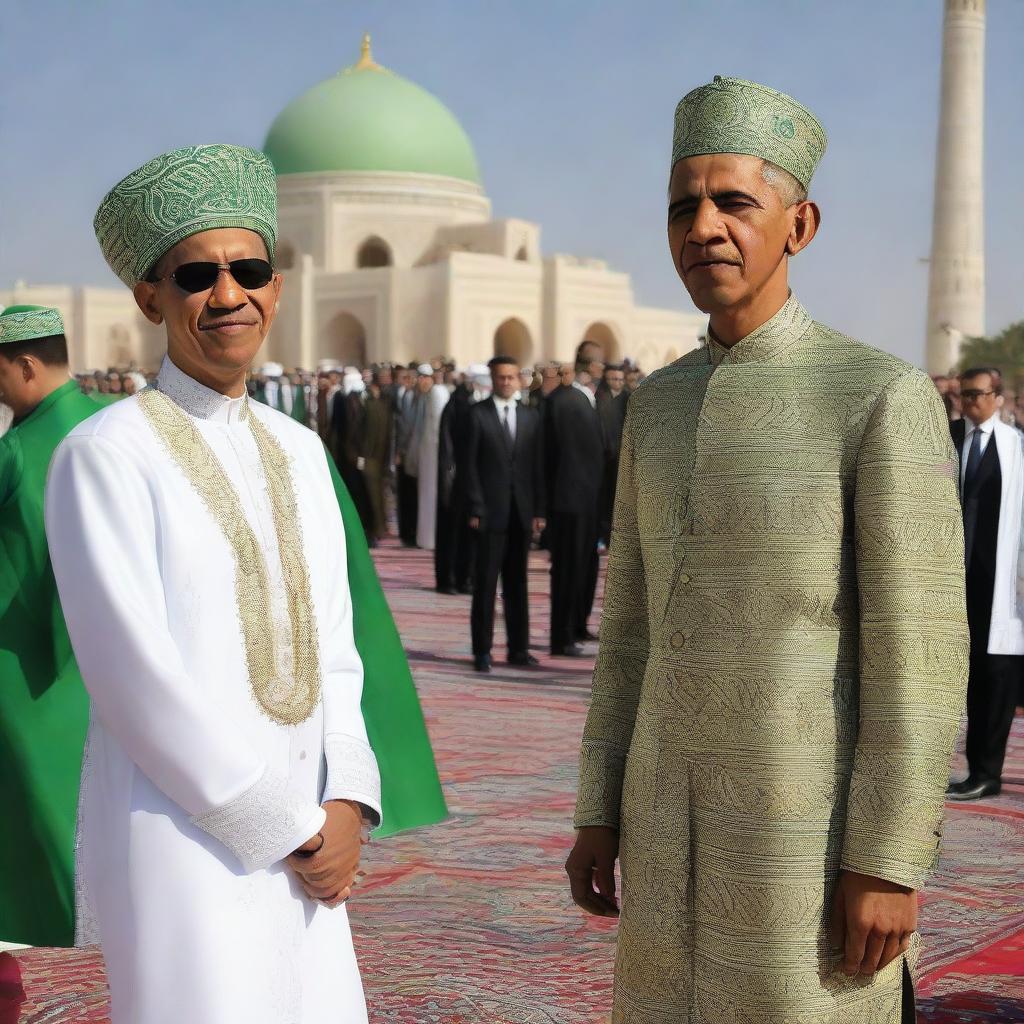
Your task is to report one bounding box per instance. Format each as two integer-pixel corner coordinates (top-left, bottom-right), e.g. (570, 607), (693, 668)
(2, 39), (705, 373)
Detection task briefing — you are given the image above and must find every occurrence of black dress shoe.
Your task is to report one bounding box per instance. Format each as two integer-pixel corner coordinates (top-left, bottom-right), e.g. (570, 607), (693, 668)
(436, 585), (458, 595)
(508, 652), (540, 667)
(946, 776), (1001, 801)
(576, 630), (599, 642)
(473, 654), (492, 673)
(550, 643), (585, 658)
(456, 583), (473, 595)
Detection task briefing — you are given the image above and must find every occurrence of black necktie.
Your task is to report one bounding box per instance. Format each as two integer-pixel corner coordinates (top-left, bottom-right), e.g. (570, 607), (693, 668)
(963, 428), (983, 492)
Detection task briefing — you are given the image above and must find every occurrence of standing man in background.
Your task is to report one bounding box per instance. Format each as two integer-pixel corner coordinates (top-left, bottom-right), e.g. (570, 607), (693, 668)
(597, 364), (628, 546)
(465, 356), (545, 672)
(545, 357), (603, 656)
(948, 367), (1024, 801)
(0, 305), (100, 946)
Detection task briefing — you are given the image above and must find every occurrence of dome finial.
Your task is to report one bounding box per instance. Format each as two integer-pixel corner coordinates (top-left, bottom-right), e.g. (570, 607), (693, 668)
(354, 32), (382, 71)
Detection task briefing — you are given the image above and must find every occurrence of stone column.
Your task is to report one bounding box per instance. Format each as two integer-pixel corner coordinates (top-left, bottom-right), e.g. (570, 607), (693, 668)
(925, 0), (986, 375)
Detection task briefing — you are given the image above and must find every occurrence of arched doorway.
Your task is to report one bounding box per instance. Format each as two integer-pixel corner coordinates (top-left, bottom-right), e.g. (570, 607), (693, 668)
(356, 236), (392, 268)
(493, 317), (533, 366)
(321, 311), (367, 366)
(580, 321), (621, 364)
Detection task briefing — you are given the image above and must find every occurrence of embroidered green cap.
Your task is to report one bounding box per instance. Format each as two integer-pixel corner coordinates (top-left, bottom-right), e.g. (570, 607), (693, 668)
(672, 76), (827, 189)
(0, 304), (65, 344)
(93, 144), (278, 287)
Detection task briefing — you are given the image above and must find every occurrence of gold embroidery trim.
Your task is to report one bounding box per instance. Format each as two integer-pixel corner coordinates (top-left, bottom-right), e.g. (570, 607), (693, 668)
(138, 388), (320, 725)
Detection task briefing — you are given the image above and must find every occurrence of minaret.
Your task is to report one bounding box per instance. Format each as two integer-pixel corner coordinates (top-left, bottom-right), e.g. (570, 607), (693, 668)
(925, 0), (986, 375)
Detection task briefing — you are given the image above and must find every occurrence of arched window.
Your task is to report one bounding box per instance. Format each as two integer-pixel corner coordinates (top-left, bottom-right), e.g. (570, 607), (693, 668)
(357, 236), (392, 269)
(579, 321), (621, 364)
(515, 245), (529, 262)
(493, 317), (534, 366)
(321, 311), (368, 366)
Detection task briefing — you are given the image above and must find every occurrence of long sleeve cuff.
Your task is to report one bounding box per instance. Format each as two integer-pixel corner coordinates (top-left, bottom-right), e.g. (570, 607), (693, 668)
(573, 739), (626, 830)
(321, 734), (382, 828)
(191, 768), (326, 873)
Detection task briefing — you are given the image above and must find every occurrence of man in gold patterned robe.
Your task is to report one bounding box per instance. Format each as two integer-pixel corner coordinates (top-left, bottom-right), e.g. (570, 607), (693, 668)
(566, 77), (969, 1024)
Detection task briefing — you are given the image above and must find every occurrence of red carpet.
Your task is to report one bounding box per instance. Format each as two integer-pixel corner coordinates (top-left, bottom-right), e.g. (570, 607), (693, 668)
(7, 540), (1023, 1022)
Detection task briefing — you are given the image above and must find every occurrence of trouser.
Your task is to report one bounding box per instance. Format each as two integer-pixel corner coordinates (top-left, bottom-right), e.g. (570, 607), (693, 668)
(549, 507), (599, 651)
(397, 467), (418, 545)
(471, 513), (530, 657)
(435, 489), (474, 591)
(362, 459), (387, 539)
(965, 650), (1021, 782)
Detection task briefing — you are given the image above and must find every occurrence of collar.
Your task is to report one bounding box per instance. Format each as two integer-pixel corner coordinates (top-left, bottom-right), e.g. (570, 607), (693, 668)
(493, 394), (517, 410)
(966, 412), (1000, 435)
(12, 377), (78, 429)
(706, 293), (813, 366)
(155, 356), (249, 424)
(571, 380), (597, 408)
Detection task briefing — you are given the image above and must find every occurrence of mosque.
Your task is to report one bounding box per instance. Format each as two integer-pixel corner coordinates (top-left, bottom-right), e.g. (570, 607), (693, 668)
(1, 37), (706, 374)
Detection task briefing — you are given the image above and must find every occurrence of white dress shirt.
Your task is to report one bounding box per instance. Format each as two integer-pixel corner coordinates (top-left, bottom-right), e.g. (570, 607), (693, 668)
(572, 379), (597, 409)
(493, 395), (517, 442)
(961, 411), (999, 490)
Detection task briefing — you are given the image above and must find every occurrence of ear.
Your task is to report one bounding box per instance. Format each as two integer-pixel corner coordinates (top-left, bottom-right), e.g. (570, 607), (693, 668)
(133, 281), (164, 325)
(16, 354), (38, 383)
(785, 200), (821, 257)
(261, 273), (285, 334)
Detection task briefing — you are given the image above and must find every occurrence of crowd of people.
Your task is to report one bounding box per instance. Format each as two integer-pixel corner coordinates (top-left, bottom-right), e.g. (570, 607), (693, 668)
(66, 346), (647, 670)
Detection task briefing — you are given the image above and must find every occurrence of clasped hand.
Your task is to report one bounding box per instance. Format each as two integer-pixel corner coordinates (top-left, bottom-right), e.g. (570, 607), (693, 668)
(286, 799), (367, 908)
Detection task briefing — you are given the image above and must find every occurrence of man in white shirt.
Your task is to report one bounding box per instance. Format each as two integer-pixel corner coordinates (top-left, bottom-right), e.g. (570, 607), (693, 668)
(46, 144), (380, 1023)
(948, 367), (1024, 801)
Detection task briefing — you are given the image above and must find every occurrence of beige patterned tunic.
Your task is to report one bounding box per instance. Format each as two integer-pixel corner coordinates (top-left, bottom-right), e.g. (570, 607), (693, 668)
(575, 295), (969, 1023)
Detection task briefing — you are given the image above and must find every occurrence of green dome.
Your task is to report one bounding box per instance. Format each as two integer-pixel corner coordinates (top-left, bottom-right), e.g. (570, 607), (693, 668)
(264, 39), (481, 184)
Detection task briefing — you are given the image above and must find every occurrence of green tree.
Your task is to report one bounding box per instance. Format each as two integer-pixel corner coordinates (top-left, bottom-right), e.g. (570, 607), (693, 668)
(958, 321), (1024, 394)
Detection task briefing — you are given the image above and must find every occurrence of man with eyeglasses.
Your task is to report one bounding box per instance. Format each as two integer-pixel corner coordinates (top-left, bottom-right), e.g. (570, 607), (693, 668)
(0, 305), (99, 949)
(566, 77), (968, 1022)
(45, 144), (382, 1023)
(947, 367), (1024, 801)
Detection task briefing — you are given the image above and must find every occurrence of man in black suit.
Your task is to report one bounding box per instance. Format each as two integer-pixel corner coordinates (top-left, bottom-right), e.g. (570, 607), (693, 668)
(435, 376), (476, 594)
(465, 356), (546, 672)
(545, 359), (604, 656)
(597, 363), (628, 546)
(948, 367), (1024, 801)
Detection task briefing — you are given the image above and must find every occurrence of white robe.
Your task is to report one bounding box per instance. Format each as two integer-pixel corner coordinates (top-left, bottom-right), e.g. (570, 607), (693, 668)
(45, 357), (381, 1024)
(415, 384), (449, 550)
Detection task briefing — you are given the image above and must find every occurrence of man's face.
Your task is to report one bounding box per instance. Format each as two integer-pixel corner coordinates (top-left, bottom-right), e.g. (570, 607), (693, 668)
(667, 154), (811, 315)
(379, 368), (393, 387)
(960, 373), (1002, 424)
(491, 361), (519, 400)
(133, 227), (282, 385)
(109, 376), (122, 393)
(559, 364), (574, 385)
(0, 354), (31, 414)
(417, 374), (433, 394)
(588, 360), (605, 380)
(626, 370), (640, 389)
(579, 341), (603, 365)
(604, 369), (625, 395)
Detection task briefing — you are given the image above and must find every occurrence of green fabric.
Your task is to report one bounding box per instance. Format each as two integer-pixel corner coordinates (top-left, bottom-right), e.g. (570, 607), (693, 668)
(575, 294), (968, 1019)
(0, 305), (65, 344)
(0, 380), (101, 946)
(254, 382), (307, 423)
(324, 450), (447, 836)
(94, 144), (278, 287)
(672, 76), (826, 188)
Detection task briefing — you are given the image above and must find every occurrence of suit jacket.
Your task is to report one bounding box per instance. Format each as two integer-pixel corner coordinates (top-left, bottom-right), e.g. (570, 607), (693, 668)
(545, 384), (604, 515)
(465, 397), (545, 532)
(952, 417), (1024, 654)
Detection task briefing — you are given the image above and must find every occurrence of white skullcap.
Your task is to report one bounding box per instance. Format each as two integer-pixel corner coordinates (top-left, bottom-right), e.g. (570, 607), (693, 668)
(417, 363), (433, 376)
(259, 362), (284, 377)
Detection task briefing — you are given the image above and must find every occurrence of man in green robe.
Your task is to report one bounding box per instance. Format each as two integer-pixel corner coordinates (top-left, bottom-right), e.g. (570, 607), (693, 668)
(0, 305), (101, 946)
(566, 77), (969, 1023)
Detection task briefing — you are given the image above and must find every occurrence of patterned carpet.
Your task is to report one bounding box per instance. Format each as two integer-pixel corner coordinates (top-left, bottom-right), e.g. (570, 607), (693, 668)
(5, 540), (1023, 1022)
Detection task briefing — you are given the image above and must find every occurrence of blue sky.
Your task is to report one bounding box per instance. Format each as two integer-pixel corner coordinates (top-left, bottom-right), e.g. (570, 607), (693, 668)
(2, 0), (1022, 366)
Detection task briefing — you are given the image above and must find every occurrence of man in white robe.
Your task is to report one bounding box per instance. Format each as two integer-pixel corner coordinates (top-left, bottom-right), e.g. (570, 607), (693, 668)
(45, 144), (380, 1024)
(412, 364), (448, 550)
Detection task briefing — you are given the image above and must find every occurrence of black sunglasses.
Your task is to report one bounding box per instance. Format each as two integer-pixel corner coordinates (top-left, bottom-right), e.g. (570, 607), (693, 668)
(149, 258), (274, 294)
